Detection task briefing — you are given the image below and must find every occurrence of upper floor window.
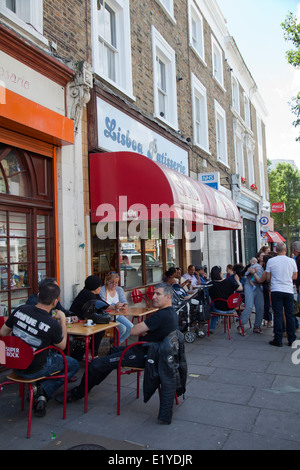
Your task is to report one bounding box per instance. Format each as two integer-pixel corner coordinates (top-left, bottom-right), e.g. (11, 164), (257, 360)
(152, 26), (178, 130)
(243, 93), (251, 129)
(156, 0), (175, 22)
(191, 74), (209, 152)
(215, 100), (228, 166)
(0, 0), (43, 36)
(211, 36), (224, 88)
(231, 75), (240, 114)
(92, 0), (133, 98)
(188, 0), (205, 64)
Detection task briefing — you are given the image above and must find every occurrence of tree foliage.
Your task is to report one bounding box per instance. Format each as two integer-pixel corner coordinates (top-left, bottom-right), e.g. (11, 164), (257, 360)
(281, 12), (300, 141)
(268, 163), (300, 246)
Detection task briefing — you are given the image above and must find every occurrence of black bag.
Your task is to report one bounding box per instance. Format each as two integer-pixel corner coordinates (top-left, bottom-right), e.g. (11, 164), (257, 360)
(197, 302), (211, 322)
(82, 299), (111, 324)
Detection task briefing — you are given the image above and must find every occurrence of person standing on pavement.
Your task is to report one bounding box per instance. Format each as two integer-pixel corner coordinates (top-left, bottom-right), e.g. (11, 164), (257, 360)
(250, 242), (298, 347)
(292, 241), (300, 307)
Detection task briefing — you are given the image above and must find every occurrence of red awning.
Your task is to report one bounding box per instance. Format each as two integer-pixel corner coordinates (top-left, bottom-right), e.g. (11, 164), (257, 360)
(89, 151), (242, 230)
(263, 231), (286, 243)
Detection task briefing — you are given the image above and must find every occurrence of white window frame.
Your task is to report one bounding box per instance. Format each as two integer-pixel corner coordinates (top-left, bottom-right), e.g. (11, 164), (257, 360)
(235, 134), (244, 178)
(188, 0), (205, 65)
(0, 0), (45, 43)
(257, 115), (265, 198)
(214, 100), (228, 166)
(155, 0), (175, 23)
(231, 75), (240, 114)
(152, 26), (178, 130)
(243, 93), (251, 129)
(247, 148), (255, 186)
(211, 35), (224, 88)
(191, 73), (209, 153)
(91, 0), (133, 99)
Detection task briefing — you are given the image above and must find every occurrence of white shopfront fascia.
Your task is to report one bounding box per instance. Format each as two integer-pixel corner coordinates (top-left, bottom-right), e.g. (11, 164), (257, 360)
(97, 97), (189, 176)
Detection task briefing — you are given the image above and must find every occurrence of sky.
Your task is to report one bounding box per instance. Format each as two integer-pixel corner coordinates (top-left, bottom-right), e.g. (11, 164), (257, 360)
(216, 0), (300, 169)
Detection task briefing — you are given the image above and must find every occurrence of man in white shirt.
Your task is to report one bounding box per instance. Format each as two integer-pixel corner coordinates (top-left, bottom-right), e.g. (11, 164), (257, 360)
(251, 242), (298, 347)
(183, 265), (201, 291)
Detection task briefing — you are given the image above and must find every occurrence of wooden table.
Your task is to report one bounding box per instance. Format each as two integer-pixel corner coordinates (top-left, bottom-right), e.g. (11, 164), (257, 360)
(107, 306), (158, 323)
(66, 321), (119, 412)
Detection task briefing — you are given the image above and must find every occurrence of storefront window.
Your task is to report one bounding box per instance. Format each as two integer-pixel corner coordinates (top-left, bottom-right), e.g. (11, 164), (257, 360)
(0, 145), (55, 315)
(92, 224), (117, 282)
(91, 219), (183, 290)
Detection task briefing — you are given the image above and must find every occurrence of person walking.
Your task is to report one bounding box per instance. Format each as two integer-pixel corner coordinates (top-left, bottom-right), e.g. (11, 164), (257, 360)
(250, 242), (298, 347)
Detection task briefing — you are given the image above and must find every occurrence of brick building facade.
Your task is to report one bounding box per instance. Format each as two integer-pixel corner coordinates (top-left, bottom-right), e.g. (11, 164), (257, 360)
(0, 0), (270, 310)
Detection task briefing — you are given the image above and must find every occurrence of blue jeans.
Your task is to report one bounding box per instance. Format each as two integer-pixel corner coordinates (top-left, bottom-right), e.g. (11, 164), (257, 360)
(209, 303), (235, 330)
(15, 350), (79, 400)
(240, 281), (264, 328)
(116, 315), (133, 343)
(271, 291), (296, 344)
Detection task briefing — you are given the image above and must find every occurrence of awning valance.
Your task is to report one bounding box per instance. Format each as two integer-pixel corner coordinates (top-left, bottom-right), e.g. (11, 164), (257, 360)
(262, 231), (286, 243)
(89, 151), (242, 230)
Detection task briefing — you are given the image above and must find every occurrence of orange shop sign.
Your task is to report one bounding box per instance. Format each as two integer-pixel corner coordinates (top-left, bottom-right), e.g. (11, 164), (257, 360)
(271, 202), (286, 213)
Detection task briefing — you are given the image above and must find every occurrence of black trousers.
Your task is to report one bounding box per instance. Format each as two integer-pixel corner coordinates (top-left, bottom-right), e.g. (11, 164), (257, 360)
(74, 345), (146, 399)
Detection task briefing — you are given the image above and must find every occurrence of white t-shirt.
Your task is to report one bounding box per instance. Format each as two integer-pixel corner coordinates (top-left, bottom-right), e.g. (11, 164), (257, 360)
(106, 291), (119, 305)
(266, 255), (297, 294)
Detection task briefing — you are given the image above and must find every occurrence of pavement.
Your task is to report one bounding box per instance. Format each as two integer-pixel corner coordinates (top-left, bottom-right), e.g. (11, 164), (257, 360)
(1, 313), (300, 452)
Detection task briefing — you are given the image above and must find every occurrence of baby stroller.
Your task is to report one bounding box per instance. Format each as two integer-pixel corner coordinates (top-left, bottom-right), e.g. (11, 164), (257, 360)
(173, 282), (212, 343)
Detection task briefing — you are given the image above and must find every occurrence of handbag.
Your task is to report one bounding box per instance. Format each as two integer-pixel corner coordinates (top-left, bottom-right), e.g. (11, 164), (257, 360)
(82, 300), (111, 324)
(197, 302), (211, 322)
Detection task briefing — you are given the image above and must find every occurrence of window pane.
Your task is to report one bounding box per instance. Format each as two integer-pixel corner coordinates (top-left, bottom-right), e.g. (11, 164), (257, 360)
(145, 229), (163, 284)
(106, 45), (116, 81)
(0, 169), (7, 194)
(10, 263), (28, 288)
(1, 150), (27, 197)
(120, 236), (142, 288)
(0, 238), (7, 264)
(6, 0), (16, 12)
(0, 290), (9, 316)
(10, 238), (27, 263)
(9, 212), (27, 237)
(0, 265), (9, 290)
(11, 288), (28, 310)
(37, 214), (46, 238)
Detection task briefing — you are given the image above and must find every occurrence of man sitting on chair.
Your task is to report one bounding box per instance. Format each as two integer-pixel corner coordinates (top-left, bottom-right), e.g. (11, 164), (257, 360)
(0, 282), (79, 417)
(56, 283), (178, 407)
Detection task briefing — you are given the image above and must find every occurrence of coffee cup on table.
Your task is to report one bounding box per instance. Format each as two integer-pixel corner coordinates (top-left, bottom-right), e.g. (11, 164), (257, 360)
(86, 319), (93, 326)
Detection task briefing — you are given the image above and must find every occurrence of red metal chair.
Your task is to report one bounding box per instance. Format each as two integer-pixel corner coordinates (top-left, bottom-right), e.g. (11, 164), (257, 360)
(208, 293), (244, 340)
(0, 336), (68, 438)
(131, 289), (150, 308)
(117, 341), (178, 415)
(146, 285), (155, 305)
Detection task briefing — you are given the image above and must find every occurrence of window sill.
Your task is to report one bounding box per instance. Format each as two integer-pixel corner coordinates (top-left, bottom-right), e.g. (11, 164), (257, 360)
(0, 7), (48, 49)
(216, 158), (230, 170)
(194, 142), (210, 155)
(212, 75), (226, 93)
(154, 0), (176, 25)
(189, 45), (207, 67)
(94, 72), (136, 103)
(153, 112), (178, 132)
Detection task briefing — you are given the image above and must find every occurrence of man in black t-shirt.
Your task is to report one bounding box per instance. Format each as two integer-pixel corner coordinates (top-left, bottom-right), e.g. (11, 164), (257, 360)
(0, 282), (79, 417)
(57, 283), (178, 403)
